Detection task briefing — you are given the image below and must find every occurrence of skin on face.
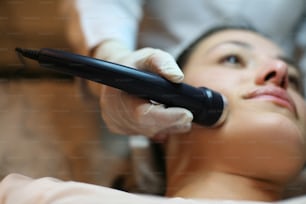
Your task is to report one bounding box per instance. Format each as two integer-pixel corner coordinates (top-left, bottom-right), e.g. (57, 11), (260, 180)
(165, 29), (306, 200)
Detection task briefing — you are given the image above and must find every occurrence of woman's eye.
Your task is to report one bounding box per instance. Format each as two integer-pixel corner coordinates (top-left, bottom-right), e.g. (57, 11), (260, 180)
(220, 54), (244, 67)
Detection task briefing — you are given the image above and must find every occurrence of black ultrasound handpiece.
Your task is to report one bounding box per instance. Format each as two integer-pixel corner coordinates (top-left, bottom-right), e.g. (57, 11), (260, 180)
(15, 48), (228, 126)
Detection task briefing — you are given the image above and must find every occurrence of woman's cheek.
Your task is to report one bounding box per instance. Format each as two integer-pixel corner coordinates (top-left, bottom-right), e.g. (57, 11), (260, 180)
(184, 68), (226, 88)
(291, 92), (306, 132)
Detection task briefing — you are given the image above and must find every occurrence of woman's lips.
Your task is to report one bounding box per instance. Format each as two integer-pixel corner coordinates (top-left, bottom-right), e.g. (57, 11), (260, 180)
(243, 86), (297, 115)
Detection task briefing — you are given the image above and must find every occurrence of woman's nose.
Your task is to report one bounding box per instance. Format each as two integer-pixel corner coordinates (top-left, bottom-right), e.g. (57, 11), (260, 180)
(255, 59), (289, 89)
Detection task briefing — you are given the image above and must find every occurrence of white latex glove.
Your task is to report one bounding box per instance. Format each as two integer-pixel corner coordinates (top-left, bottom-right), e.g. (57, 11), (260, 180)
(93, 39), (193, 140)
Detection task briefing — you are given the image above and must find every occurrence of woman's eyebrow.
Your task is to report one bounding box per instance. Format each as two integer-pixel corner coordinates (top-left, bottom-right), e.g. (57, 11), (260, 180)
(206, 40), (253, 53)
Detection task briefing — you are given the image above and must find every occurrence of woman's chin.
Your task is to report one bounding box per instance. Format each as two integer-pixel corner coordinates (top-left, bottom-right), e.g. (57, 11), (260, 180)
(180, 106), (306, 184)
(224, 109), (306, 182)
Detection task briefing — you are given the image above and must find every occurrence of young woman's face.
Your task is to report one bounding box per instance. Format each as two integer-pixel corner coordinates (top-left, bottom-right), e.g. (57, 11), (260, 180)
(174, 29), (306, 183)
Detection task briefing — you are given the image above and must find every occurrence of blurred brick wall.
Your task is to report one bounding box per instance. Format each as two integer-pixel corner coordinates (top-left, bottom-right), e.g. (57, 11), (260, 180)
(0, 0), (71, 74)
(0, 0), (130, 186)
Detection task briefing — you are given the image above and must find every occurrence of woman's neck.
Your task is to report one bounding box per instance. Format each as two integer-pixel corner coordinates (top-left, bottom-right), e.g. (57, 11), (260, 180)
(166, 170), (284, 202)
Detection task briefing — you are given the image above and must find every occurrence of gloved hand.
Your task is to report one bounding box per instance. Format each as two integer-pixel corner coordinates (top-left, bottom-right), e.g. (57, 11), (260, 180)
(93, 39), (193, 140)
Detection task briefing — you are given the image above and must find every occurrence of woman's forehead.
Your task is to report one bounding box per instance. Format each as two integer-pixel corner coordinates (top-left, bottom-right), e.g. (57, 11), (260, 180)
(195, 29), (283, 55)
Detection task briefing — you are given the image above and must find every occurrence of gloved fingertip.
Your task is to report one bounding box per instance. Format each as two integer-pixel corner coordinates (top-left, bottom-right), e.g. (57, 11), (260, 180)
(165, 108), (193, 123)
(178, 121), (192, 131)
(181, 110), (193, 123)
(169, 74), (184, 83)
(155, 122), (192, 139)
(162, 67), (184, 83)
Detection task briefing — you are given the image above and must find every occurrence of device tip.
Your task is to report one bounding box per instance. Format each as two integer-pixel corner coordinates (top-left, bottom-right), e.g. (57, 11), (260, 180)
(15, 47), (39, 60)
(212, 94), (228, 127)
(15, 47), (23, 53)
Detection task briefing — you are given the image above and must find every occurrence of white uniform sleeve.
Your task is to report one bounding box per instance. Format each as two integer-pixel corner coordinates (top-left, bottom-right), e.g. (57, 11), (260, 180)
(72, 0), (145, 51)
(2, 181), (268, 204)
